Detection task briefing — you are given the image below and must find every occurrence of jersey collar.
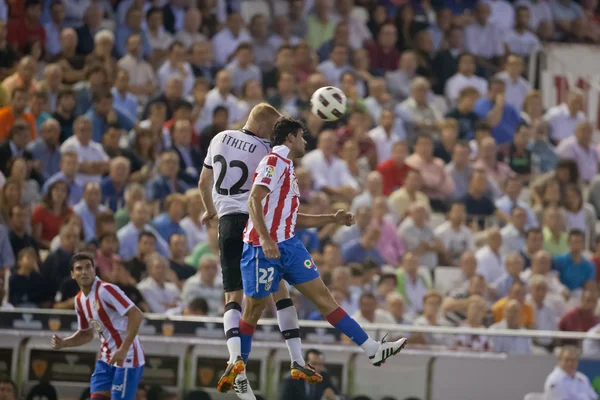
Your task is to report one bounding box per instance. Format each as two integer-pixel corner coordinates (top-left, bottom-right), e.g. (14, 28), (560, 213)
(272, 145), (291, 160)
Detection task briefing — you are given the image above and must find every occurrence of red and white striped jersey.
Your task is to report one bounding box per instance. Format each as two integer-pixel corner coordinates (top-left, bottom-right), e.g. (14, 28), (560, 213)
(75, 278), (145, 368)
(244, 145), (300, 246)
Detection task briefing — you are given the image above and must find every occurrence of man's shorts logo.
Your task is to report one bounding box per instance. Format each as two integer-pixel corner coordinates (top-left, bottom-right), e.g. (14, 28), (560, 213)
(112, 384), (123, 392)
(265, 281), (272, 291)
(304, 260), (313, 269)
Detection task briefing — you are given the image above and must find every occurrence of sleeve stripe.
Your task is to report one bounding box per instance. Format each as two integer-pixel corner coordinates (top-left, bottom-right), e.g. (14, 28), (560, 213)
(104, 285), (132, 308)
(203, 162), (213, 169)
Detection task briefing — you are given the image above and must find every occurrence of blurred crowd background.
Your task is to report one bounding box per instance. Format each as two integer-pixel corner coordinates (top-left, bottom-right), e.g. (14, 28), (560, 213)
(1, 0), (600, 397)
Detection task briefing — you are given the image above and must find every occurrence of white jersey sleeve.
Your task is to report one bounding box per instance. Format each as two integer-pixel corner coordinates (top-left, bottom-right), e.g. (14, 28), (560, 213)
(99, 283), (135, 316)
(205, 129), (271, 217)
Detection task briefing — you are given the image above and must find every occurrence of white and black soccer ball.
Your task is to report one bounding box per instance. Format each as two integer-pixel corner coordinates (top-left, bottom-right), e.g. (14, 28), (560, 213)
(310, 86), (347, 121)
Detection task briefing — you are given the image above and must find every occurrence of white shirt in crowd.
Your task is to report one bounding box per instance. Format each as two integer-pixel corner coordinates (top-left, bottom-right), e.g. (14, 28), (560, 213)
(158, 60), (195, 97)
(212, 28), (251, 66)
(526, 296), (559, 346)
(204, 88), (241, 126)
(503, 29), (541, 59)
(147, 28), (174, 53)
(179, 216), (208, 252)
(117, 54), (158, 103)
(330, 14), (372, 49)
(583, 323), (600, 357)
(544, 366), (599, 400)
(301, 149), (360, 191)
(60, 136), (109, 186)
(174, 30), (207, 50)
(445, 73), (489, 104)
(368, 125), (404, 164)
(181, 274), (224, 316)
(543, 103), (586, 141)
(404, 275), (428, 317)
(515, 0), (553, 31)
(482, 0), (515, 34)
(475, 245), (505, 283)
(500, 223), (526, 254)
(489, 320), (532, 354)
(464, 22), (506, 60)
(316, 61), (352, 87)
(136, 277), (181, 314)
(495, 71), (531, 111)
(434, 221), (476, 266)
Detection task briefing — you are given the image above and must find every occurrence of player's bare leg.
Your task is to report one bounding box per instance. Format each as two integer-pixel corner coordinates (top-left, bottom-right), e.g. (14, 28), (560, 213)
(294, 277), (407, 366)
(272, 283), (323, 383)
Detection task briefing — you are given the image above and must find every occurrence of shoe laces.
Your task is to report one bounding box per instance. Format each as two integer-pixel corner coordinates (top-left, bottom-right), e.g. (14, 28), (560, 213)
(380, 333), (389, 344)
(235, 378), (248, 394)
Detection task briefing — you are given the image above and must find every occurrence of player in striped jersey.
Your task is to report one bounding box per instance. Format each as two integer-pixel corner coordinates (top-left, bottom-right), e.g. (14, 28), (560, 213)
(239, 118), (407, 370)
(198, 104), (321, 398)
(51, 253), (145, 400)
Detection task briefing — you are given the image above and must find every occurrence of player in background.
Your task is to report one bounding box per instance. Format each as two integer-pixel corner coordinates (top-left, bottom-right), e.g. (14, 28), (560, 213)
(51, 253), (145, 400)
(198, 104), (321, 397)
(239, 118), (407, 369)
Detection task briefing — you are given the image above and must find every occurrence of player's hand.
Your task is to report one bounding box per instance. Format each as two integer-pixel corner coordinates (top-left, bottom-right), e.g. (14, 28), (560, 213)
(333, 210), (354, 226)
(51, 335), (64, 350)
(262, 237), (280, 259)
(201, 211), (217, 227)
(109, 347), (127, 366)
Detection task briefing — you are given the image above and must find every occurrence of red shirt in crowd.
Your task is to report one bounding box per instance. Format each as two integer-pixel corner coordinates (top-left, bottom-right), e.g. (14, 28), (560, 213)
(558, 307), (600, 332)
(6, 19), (45, 51)
(366, 41), (400, 72)
(377, 159), (411, 195)
(31, 206), (73, 243)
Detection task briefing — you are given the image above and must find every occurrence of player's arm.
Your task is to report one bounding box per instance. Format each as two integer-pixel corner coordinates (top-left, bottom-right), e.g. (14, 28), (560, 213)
(198, 166), (217, 224)
(296, 210), (354, 229)
(52, 328), (94, 349)
(248, 184), (280, 259)
(109, 305), (144, 366)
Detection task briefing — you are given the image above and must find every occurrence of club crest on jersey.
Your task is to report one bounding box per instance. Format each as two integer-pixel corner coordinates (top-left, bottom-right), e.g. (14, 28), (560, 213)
(89, 319), (102, 332)
(265, 165), (275, 178)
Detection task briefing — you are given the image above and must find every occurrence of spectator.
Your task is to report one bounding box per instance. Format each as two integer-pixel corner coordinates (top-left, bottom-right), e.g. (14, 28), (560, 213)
(496, 55), (531, 112)
(386, 50), (417, 103)
(405, 134), (455, 211)
(397, 78), (442, 147)
(302, 130), (359, 202)
(445, 142), (472, 202)
(212, 12), (251, 67)
(117, 35), (158, 105)
(198, 106), (228, 156)
(543, 89), (585, 143)
(174, 8), (205, 50)
(366, 22), (399, 74)
(544, 346), (598, 399)
(152, 193), (186, 243)
(90, 211), (116, 247)
(263, 45), (295, 98)
(435, 202), (475, 266)
(351, 171), (383, 212)
(147, 150), (188, 205)
(583, 322), (600, 357)
(464, 2), (505, 75)
(204, 70), (240, 126)
(369, 109), (404, 167)
(500, 208), (528, 254)
(454, 294), (493, 351)
(353, 292), (396, 325)
(0, 88), (36, 142)
(6, 0), (45, 55)
(564, 184), (596, 245)
(0, 274), (13, 310)
(85, 90), (135, 144)
(26, 118), (61, 182)
(452, 252), (480, 291)
(489, 299), (532, 354)
(527, 274), (558, 350)
(145, 7), (172, 61)
(341, 225), (385, 267)
(137, 253), (180, 313)
(491, 252), (525, 299)
(279, 349), (340, 400)
(74, 182), (108, 242)
(115, 6), (151, 59)
(445, 53), (488, 105)
(464, 169), (507, 230)
(413, 291), (452, 345)
(267, 72), (301, 119)
(31, 179), (72, 249)
(433, 119), (459, 164)
(168, 233), (195, 282)
(186, 224), (219, 267)
(225, 43), (262, 95)
(123, 230), (156, 281)
(556, 121), (598, 184)
(39, 64), (63, 114)
(364, 78), (394, 125)
(333, 206), (372, 245)
(559, 288), (599, 333)
(431, 26), (465, 95)
(474, 78), (522, 146)
(9, 247), (50, 308)
(117, 200), (170, 260)
(444, 274), (492, 326)
(396, 252), (432, 317)
(504, 7), (542, 59)
(492, 280), (535, 328)
(158, 41), (194, 97)
(542, 206), (569, 257)
(8, 204), (38, 258)
(7, 157), (40, 207)
(179, 189), (207, 251)
(386, 292), (411, 326)
(515, 0), (554, 41)
(99, 157), (129, 212)
(53, 89), (76, 141)
(113, 183), (144, 230)
(40, 224), (78, 293)
(388, 168), (431, 220)
(306, 0), (335, 50)
(377, 141), (411, 196)
(474, 137), (514, 194)
(495, 176), (538, 230)
(549, 0), (585, 40)
(476, 228), (505, 283)
(317, 44), (351, 88)
(399, 203), (444, 270)
(110, 69), (138, 122)
(372, 196), (405, 266)
(171, 119), (203, 187)
(268, 15), (302, 51)
(41, 151), (82, 206)
(74, 4), (102, 54)
(95, 231), (119, 280)
(553, 229), (595, 291)
(0, 222), (15, 271)
(520, 229), (544, 268)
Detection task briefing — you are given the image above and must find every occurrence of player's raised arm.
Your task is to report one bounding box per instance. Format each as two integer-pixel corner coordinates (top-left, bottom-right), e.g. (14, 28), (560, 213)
(248, 184), (280, 259)
(296, 209), (354, 229)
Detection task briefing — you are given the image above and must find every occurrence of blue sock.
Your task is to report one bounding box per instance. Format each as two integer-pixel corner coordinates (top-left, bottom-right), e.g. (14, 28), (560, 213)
(239, 320), (255, 364)
(325, 307), (369, 346)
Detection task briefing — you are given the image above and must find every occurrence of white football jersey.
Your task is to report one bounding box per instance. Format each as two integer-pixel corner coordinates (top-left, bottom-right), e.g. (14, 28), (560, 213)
(204, 129), (271, 217)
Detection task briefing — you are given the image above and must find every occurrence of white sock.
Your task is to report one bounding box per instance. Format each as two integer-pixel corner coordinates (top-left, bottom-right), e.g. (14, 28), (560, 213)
(360, 338), (379, 358)
(277, 305), (305, 365)
(223, 307), (242, 364)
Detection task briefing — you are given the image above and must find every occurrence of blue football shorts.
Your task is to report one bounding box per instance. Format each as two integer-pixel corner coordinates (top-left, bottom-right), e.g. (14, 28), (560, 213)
(241, 235), (320, 298)
(90, 360), (144, 399)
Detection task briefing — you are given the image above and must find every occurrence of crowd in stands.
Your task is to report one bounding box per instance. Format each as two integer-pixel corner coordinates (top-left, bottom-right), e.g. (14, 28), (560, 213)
(1, 0), (600, 364)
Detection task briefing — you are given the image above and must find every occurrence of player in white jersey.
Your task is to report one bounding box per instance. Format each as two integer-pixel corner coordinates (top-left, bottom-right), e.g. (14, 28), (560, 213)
(51, 253), (145, 400)
(198, 104), (321, 398)
(239, 118), (407, 371)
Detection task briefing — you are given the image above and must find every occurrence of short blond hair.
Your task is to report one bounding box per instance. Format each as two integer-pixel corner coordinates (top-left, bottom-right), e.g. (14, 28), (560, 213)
(248, 103), (281, 126)
(164, 193), (187, 210)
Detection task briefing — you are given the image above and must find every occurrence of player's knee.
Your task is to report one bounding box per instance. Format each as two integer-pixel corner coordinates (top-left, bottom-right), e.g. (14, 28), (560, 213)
(224, 290), (243, 305)
(242, 298), (266, 323)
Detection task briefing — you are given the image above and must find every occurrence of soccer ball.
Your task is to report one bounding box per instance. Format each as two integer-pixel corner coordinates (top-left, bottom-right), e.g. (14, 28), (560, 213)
(310, 86), (347, 121)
